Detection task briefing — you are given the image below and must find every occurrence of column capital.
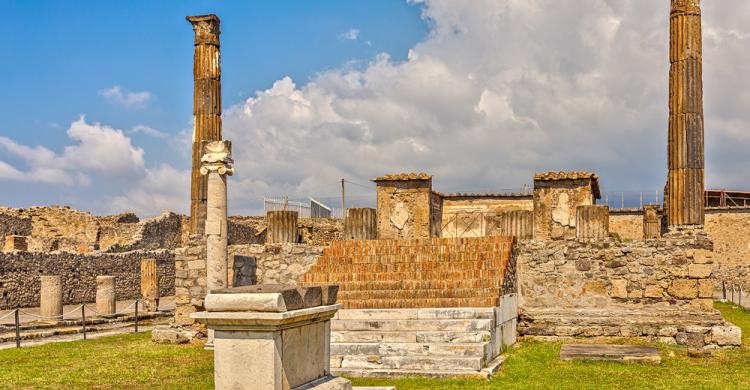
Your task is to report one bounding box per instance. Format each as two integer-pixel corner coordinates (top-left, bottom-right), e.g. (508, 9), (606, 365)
(200, 140), (234, 176)
(187, 14), (220, 46)
(671, 0), (700, 15)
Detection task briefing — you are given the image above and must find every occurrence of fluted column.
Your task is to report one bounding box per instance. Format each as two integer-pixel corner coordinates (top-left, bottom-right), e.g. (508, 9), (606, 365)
(96, 276), (116, 316)
(140, 258), (160, 312)
(188, 14), (222, 234)
(200, 141), (234, 292)
(344, 208), (377, 240)
(667, 0), (704, 226)
(576, 205), (610, 239)
(266, 211), (299, 243)
(643, 205), (661, 239)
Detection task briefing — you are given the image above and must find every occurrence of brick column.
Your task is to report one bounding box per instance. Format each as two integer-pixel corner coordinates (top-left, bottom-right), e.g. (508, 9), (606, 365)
(187, 14), (222, 234)
(667, 0), (704, 226)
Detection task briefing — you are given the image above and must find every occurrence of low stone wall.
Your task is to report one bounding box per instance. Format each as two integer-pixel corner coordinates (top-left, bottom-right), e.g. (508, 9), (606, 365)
(0, 249), (174, 309)
(517, 229), (714, 311)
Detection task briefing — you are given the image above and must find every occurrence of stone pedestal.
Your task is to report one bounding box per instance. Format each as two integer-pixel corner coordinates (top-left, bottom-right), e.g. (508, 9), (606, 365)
(3, 235), (28, 251)
(266, 211), (299, 244)
(96, 276), (116, 316)
(140, 258), (160, 312)
(40, 276), (63, 320)
(192, 285), (350, 390)
(576, 205), (610, 239)
(343, 208), (377, 240)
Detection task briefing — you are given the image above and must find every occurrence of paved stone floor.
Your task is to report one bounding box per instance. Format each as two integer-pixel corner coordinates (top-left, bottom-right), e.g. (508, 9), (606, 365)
(560, 343), (661, 363)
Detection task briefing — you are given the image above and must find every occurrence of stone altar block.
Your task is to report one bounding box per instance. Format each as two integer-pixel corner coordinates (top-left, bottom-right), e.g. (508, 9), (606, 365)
(192, 285), (351, 390)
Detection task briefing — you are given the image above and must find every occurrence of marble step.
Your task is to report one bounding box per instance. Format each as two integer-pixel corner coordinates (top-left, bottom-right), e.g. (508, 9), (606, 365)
(338, 297), (500, 309)
(331, 318), (494, 332)
(331, 342), (489, 358)
(338, 288), (501, 301)
(331, 330), (492, 344)
(332, 354), (484, 371)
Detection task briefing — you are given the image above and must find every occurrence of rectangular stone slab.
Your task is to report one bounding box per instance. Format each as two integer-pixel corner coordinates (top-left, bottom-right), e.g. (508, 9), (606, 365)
(560, 344), (661, 363)
(207, 285), (305, 312)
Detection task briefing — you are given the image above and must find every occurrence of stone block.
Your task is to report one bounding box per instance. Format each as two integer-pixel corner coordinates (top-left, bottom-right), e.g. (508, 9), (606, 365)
(644, 285), (664, 298)
(611, 279), (628, 298)
(688, 264), (712, 278)
(697, 280), (714, 298)
(710, 326), (741, 346)
(668, 279), (697, 299)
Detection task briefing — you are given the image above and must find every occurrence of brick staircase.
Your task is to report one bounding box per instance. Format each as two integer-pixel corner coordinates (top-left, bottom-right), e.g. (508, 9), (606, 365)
(300, 235), (518, 377)
(300, 236), (515, 309)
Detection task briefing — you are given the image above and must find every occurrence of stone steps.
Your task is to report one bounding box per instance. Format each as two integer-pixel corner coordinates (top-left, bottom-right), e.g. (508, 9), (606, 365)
(334, 279), (503, 290)
(332, 330), (492, 344)
(339, 288), (502, 301)
(332, 342), (489, 357)
(332, 318), (494, 332)
(338, 297), (499, 309)
(333, 354), (484, 371)
(335, 308), (496, 320)
(302, 270), (505, 284)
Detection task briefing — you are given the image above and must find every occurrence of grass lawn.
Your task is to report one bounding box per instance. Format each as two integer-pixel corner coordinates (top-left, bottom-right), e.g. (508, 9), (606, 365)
(0, 302), (748, 389)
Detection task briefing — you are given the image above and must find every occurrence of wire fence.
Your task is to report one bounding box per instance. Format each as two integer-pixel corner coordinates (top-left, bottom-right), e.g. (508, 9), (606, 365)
(601, 190), (663, 210)
(722, 282), (750, 311)
(1, 298), (177, 349)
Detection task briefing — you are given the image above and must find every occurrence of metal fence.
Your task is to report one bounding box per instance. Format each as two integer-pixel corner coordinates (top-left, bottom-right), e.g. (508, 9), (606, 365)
(601, 190), (663, 210)
(722, 282), (750, 311)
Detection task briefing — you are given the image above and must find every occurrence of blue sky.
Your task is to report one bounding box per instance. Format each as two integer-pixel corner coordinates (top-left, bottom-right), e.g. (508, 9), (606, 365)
(1, 1), (749, 217)
(0, 0), (426, 162)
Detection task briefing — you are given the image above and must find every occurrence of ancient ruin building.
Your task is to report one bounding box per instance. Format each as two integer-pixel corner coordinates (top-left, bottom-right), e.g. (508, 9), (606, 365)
(532, 171), (600, 240)
(372, 173), (441, 239)
(187, 14), (222, 235)
(667, 0), (705, 226)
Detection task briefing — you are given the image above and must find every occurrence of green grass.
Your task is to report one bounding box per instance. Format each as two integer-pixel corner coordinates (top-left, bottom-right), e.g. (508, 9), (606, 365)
(0, 302), (748, 389)
(0, 333), (213, 389)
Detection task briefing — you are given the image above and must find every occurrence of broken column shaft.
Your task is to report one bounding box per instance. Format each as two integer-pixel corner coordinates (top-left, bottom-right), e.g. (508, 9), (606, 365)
(667, 0), (704, 226)
(200, 140), (234, 292)
(40, 276), (63, 319)
(187, 14), (222, 235)
(96, 276), (116, 316)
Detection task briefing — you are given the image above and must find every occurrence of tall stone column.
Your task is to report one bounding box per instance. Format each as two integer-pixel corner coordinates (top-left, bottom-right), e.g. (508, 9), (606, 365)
(187, 14), (222, 235)
(200, 141), (234, 292)
(667, 0), (704, 227)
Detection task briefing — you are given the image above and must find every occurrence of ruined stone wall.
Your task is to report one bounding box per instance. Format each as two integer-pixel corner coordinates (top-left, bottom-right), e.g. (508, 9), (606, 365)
(608, 211), (644, 241)
(441, 197), (533, 238)
(705, 209), (750, 290)
(533, 179), (595, 240)
(375, 179), (433, 240)
(517, 229), (715, 312)
(0, 212), (31, 243)
(174, 238), (323, 325)
(0, 249), (174, 309)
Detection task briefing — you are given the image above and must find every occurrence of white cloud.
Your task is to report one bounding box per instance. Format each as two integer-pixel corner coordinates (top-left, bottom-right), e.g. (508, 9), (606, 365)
(0, 116), (145, 185)
(99, 85), (153, 108)
(108, 164), (189, 217)
(217, 0), (750, 215)
(339, 28), (360, 41)
(129, 124), (168, 139)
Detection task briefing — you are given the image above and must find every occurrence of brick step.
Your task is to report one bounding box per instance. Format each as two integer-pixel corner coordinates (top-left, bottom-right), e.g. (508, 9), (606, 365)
(332, 354), (484, 371)
(330, 280), (503, 291)
(331, 318), (494, 332)
(338, 288), (501, 301)
(332, 342), (489, 358)
(317, 257), (508, 266)
(334, 308), (496, 321)
(338, 297), (499, 309)
(331, 330), (492, 344)
(308, 260), (507, 273)
(302, 270), (504, 283)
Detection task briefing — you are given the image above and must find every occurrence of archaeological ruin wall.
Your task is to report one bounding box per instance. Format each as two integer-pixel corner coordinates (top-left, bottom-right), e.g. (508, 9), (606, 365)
(0, 249), (174, 309)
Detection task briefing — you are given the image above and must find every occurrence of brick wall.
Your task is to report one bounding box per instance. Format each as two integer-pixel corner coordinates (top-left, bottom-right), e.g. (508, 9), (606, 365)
(301, 235), (516, 309)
